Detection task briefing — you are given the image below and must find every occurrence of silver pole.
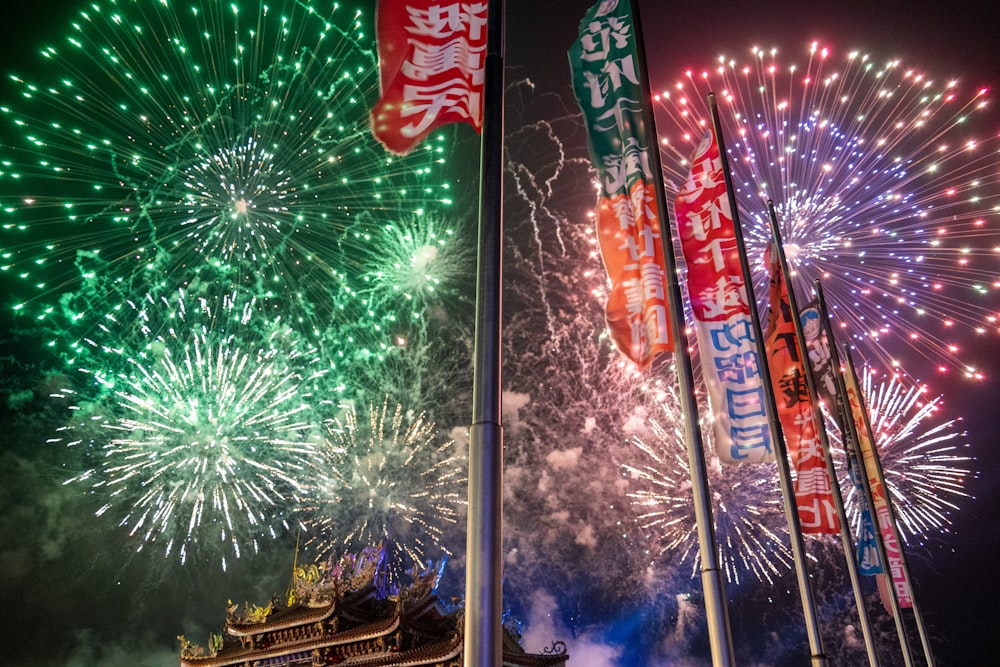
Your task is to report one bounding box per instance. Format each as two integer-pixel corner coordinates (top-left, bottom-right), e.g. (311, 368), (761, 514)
(766, 205), (880, 666)
(709, 94), (827, 666)
(464, 1), (505, 665)
(630, 3), (735, 662)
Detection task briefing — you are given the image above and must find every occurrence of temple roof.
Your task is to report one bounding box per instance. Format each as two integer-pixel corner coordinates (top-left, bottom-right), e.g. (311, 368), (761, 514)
(181, 612), (401, 667)
(179, 549), (568, 667)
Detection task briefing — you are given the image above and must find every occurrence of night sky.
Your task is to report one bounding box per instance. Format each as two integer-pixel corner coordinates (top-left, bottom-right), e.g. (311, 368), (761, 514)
(1, 1), (998, 665)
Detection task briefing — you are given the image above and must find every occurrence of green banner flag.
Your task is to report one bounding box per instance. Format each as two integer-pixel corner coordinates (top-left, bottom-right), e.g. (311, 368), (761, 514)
(569, 0), (672, 368)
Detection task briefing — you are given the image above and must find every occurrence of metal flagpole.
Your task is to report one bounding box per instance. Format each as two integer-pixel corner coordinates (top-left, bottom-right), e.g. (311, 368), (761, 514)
(840, 343), (936, 666)
(464, 0), (505, 665)
(630, 3), (736, 663)
(813, 279), (912, 664)
(709, 94), (827, 667)
(837, 341), (916, 666)
(766, 204), (880, 667)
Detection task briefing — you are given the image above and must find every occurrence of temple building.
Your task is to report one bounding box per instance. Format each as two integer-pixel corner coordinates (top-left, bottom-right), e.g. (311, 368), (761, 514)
(179, 546), (569, 667)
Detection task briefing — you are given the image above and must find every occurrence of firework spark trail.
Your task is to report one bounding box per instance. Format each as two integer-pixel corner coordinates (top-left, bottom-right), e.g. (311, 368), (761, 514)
(307, 204), (477, 425)
(625, 395), (793, 585)
(354, 213), (472, 313)
(299, 399), (465, 576)
(0, 0), (473, 574)
(654, 44), (1000, 380)
(625, 372), (972, 584)
(503, 76), (792, 596)
(350, 210), (474, 381)
(53, 288), (326, 569)
(500, 85), (671, 618)
(496, 79), (765, 631)
(0, 0), (450, 348)
(842, 369), (975, 544)
(505, 78), (602, 351)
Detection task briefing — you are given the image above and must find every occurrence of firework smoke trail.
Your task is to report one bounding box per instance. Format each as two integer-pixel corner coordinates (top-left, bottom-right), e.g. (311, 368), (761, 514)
(51, 288), (327, 570)
(0, 0), (450, 349)
(735, 539), (904, 666)
(499, 80), (707, 639)
(842, 369), (975, 544)
(299, 399), (465, 577)
(505, 79), (599, 349)
(654, 44), (1000, 380)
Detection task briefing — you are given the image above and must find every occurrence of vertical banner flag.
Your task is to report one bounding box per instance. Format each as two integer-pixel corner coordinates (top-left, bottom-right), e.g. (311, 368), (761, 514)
(843, 366), (913, 608)
(675, 130), (771, 463)
(849, 455), (882, 576)
(800, 301), (880, 566)
(371, 0), (488, 155)
(569, 0), (673, 368)
(799, 301), (839, 412)
(764, 248), (839, 533)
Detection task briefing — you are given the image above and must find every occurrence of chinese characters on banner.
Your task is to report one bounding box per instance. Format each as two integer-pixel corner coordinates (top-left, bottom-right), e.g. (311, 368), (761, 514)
(371, 1), (487, 155)
(799, 301), (839, 411)
(800, 301), (880, 561)
(848, 456), (882, 576)
(569, 0), (673, 368)
(675, 130), (771, 463)
(844, 368), (913, 608)
(764, 250), (839, 533)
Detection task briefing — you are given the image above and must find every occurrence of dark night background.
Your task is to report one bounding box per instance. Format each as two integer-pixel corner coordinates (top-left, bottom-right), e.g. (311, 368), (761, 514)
(1, 0), (998, 665)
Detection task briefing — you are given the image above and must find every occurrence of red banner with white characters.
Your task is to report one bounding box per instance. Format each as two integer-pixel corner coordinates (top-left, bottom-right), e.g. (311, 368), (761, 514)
(675, 130), (772, 463)
(371, 0), (487, 155)
(569, 0), (672, 368)
(764, 246), (839, 533)
(844, 366), (912, 608)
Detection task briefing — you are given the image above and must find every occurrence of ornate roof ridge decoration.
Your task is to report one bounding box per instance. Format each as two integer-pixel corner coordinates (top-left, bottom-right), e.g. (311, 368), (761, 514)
(336, 633), (463, 667)
(226, 601), (336, 636)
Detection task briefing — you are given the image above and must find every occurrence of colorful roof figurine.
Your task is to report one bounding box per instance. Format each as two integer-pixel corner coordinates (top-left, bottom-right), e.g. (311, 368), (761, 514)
(179, 544), (568, 667)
